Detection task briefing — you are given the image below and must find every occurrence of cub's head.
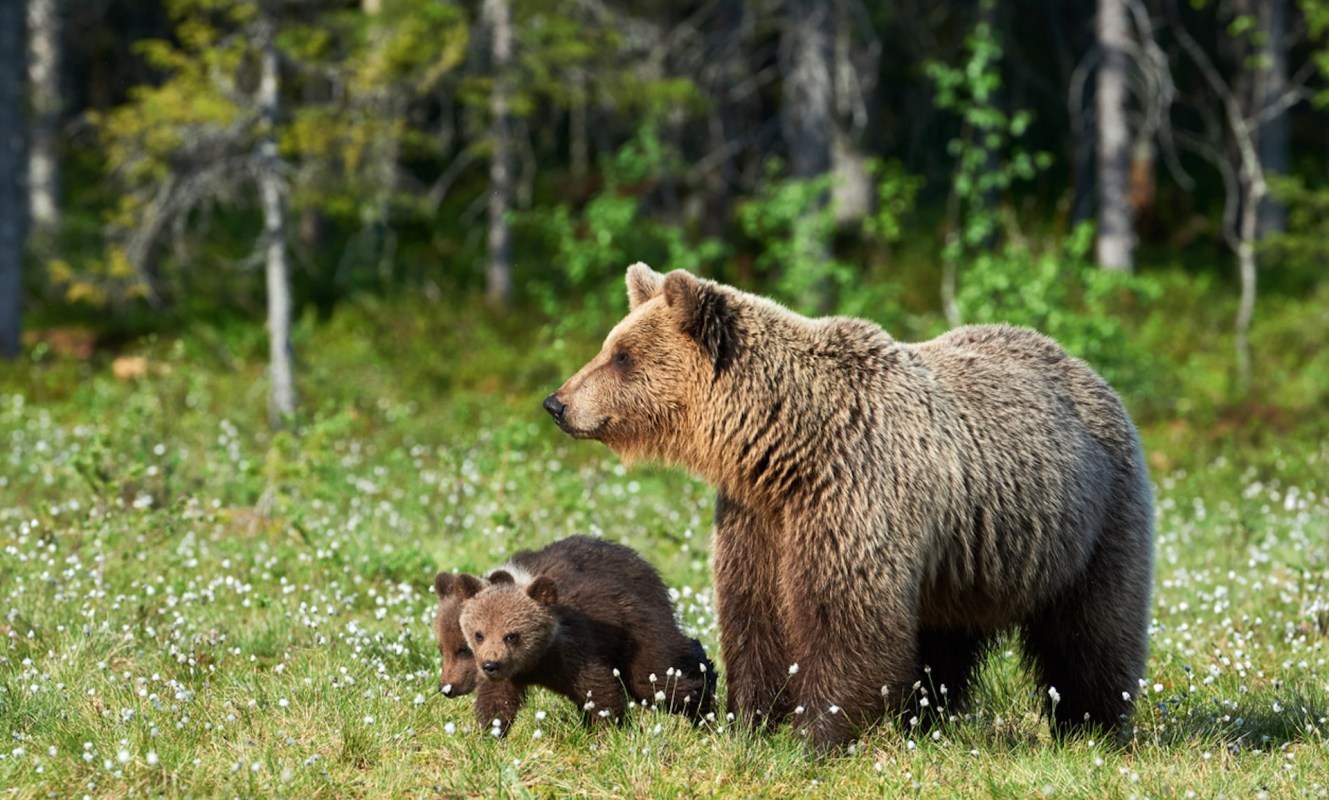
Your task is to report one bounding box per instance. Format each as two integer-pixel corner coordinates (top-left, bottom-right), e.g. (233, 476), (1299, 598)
(543, 263), (738, 463)
(432, 572), (487, 697)
(458, 572), (560, 681)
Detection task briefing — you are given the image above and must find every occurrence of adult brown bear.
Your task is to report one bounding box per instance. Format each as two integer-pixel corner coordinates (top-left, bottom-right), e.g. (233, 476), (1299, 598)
(544, 263), (1154, 752)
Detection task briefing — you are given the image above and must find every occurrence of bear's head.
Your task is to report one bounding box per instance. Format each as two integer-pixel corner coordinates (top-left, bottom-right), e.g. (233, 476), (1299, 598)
(458, 571), (560, 681)
(543, 263), (738, 465)
(432, 572), (487, 696)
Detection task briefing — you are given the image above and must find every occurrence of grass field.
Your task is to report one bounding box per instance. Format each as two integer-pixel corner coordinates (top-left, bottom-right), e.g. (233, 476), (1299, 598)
(2, 297), (1327, 798)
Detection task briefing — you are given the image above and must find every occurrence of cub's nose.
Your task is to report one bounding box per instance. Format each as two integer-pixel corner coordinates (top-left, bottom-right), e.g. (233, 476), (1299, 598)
(542, 394), (566, 420)
(481, 660), (502, 677)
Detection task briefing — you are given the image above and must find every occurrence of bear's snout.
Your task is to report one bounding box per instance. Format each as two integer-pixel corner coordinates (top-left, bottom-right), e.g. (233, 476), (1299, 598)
(481, 659), (503, 677)
(542, 394), (566, 422)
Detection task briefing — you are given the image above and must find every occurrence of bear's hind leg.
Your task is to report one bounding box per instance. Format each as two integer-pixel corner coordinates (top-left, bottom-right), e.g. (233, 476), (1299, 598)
(914, 627), (989, 723)
(1020, 534), (1151, 738)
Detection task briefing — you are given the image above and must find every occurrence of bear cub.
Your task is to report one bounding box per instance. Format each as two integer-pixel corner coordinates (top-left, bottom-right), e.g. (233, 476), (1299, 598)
(457, 546), (716, 736)
(432, 536), (698, 701)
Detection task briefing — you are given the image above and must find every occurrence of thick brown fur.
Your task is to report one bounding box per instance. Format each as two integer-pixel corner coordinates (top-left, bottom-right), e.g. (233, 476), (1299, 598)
(454, 540), (717, 735)
(431, 536), (682, 699)
(545, 263), (1155, 752)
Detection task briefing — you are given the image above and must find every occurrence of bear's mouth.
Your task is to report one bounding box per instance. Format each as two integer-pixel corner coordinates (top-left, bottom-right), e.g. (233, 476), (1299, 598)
(552, 415), (608, 441)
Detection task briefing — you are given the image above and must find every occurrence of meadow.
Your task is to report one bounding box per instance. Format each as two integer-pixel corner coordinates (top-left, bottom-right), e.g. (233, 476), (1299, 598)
(1, 291), (1327, 799)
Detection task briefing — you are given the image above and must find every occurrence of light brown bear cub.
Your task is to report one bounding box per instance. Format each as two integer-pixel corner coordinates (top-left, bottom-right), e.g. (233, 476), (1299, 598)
(432, 536), (692, 700)
(459, 561), (716, 736)
(544, 263), (1154, 752)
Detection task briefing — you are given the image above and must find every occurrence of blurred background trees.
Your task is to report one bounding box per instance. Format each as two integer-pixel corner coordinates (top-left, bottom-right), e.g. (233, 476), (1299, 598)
(3, 0), (1327, 440)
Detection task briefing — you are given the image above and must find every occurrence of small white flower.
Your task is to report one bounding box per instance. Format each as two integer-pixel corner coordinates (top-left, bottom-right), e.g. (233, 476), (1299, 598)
(612, 669), (620, 678)
(363, 715), (375, 725)
(441, 684), (453, 695)
(655, 691), (667, 701)
(278, 698), (289, 708)
(1122, 691), (1131, 701)
(490, 726), (503, 738)
(146, 751), (158, 767)
(794, 705), (805, 715)
(535, 711), (547, 721)
(649, 673), (658, 683)
(828, 705), (841, 714)
(117, 750), (130, 765)
(788, 664), (799, 675)
(443, 722), (456, 735)
(1048, 687), (1061, 704)
(584, 700), (596, 710)
(532, 729), (542, 740)
(413, 694), (425, 706)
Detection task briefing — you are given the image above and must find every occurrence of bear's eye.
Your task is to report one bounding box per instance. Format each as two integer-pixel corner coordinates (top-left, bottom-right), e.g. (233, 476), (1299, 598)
(473, 631), (484, 643)
(612, 349), (633, 369)
(455, 645), (471, 658)
(503, 633), (520, 645)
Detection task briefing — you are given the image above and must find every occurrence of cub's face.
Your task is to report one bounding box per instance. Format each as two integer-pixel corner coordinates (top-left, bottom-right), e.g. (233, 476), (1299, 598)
(459, 577), (559, 681)
(544, 263), (722, 463)
(432, 572), (486, 696)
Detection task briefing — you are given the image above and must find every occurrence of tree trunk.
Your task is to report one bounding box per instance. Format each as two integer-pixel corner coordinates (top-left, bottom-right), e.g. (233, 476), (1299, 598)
(1095, 0), (1134, 271)
(258, 17), (296, 426)
(484, 0), (513, 312)
(27, 0), (60, 236)
(0, 0), (27, 360)
(1256, 0), (1289, 238)
(1235, 181), (1261, 394)
(781, 0), (834, 311)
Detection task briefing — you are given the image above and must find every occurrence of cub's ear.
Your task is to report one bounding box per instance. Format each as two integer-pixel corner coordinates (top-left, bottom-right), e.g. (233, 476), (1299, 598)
(433, 572), (453, 599)
(437, 572), (486, 600)
(527, 576), (558, 607)
(488, 570), (516, 586)
(626, 262), (665, 310)
(663, 270), (736, 373)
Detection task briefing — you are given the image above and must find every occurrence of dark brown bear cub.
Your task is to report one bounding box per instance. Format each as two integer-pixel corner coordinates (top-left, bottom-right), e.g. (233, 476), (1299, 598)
(431, 536), (694, 700)
(459, 568), (716, 736)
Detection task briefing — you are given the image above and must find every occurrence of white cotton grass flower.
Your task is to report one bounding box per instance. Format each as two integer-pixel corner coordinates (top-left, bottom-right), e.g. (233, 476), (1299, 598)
(443, 722), (457, 735)
(1048, 686), (1061, 704)
(788, 664), (799, 675)
(146, 751), (159, 767)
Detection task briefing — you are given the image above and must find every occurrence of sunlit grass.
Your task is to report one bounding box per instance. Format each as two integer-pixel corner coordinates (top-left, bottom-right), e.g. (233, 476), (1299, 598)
(1, 307), (1327, 797)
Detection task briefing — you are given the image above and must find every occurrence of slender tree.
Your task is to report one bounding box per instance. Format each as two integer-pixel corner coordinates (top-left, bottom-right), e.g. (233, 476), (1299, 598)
(1096, 0), (1134, 271)
(257, 9), (296, 426)
(1256, 0), (1290, 238)
(0, 0), (26, 360)
(484, 0), (513, 311)
(27, 0), (60, 237)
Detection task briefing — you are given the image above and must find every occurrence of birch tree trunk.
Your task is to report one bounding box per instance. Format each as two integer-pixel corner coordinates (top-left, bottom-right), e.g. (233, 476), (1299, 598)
(484, 0), (513, 312)
(0, 0), (27, 360)
(27, 0), (59, 236)
(258, 15), (296, 426)
(1096, 0), (1134, 271)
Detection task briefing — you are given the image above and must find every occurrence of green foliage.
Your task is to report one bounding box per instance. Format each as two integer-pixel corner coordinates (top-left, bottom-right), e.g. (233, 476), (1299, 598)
(926, 2), (1052, 284)
(955, 223), (1164, 397)
(518, 124), (727, 331)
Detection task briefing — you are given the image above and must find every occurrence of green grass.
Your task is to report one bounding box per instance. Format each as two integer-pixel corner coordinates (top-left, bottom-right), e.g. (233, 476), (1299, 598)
(2, 292), (1327, 798)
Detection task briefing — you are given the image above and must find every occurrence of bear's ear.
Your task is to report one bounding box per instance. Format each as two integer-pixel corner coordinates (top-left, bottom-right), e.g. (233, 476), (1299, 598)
(526, 576), (558, 607)
(663, 270), (737, 373)
(433, 572), (453, 599)
(455, 573), (486, 599)
(488, 570), (516, 586)
(626, 262), (665, 310)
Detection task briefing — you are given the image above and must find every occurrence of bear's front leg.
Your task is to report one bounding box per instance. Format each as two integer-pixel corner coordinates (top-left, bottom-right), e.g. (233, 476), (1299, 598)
(712, 492), (792, 729)
(781, 513), (920, 753)
(473, 679), (526, 738)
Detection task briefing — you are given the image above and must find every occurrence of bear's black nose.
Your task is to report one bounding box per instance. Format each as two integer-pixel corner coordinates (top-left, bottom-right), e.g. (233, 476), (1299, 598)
(543, 394), (566, 420)
(482, 660), (502, 676)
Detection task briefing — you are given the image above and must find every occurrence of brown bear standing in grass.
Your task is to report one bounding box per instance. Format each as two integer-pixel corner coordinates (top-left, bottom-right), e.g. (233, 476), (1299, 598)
(432, 536), (680, 699)
(543, 263), (1154, 752)
(459, 565), (717, 736)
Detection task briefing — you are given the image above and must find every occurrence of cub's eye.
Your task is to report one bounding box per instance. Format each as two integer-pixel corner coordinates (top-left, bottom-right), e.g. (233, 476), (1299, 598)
(503, 633), (520, 645)
(473, 631), (484, 643)
(612, 349), (633, 368)
(455, 645), (471, 658)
